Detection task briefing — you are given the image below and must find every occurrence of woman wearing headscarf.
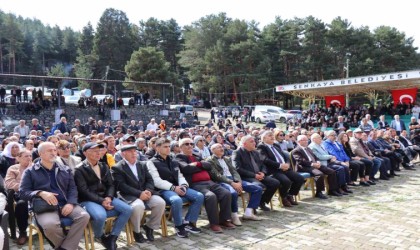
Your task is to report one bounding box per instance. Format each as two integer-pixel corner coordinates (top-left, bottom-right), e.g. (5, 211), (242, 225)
(193, 135), (211, 159)
(224, 133), (238, 150)
(4, 148), (32, 245)
(209, 134), (232, 156)
(0, 141), (20, 178)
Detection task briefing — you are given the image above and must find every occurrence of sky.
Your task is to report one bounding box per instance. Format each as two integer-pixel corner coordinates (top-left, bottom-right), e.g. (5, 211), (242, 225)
(1, 0), (419, 50)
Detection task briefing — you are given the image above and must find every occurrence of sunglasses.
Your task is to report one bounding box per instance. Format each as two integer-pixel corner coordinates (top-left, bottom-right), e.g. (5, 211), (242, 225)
(125, 139), (134, 143)
(182, 143), (194, 146)
(278, 134), (285, 136)
(58, 145), (70, 150)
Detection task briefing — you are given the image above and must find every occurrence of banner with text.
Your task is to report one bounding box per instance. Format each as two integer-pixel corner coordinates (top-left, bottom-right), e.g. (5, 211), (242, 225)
(325, 95), (346, 107)
(276, 70), (420, 92)
(391, 88), (417, 107)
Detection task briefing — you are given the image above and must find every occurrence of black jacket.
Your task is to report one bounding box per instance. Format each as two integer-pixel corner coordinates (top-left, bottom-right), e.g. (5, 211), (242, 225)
(231, 147), (267, 179)
(175, 153), (212, 185)
(112, 160), (156, 203)
(257, 143), (290, 175)
(74, 160), (115, 204)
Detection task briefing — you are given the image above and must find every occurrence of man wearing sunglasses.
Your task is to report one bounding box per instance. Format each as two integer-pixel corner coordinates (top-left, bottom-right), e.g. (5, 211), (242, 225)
(176, 138), (235, 233)
(55, 140), (82, 173)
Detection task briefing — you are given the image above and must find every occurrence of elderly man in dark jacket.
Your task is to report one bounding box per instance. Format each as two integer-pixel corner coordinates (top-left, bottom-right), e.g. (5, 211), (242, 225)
(74, 142), (132, 250)
(112, 145), (165, 243)
(19, 142), (90, 250)
(232, 135), (281, 211)
(207, 143), (262, 224)
(176, 138), (235, 233)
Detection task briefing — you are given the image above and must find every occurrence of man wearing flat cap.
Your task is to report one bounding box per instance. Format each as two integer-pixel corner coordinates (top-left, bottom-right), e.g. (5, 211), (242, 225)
(74, 142), (132, 250)
(114, 134), (148, 162)
(112, 145), (165, 243)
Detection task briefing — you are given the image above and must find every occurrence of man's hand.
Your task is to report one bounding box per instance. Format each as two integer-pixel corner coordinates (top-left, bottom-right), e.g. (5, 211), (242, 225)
(102, 197), (114, 210)
(342, 162), (350, 167)
(280, 163), (290, 171)
(190, 162), (198, 167)
(174, 186), (186, 196)
(331, 156), (337, 162)
(255, 172), (265, 181)
(39, 191), (58, 205)
(140, 190), (152, 201)
(61, 204), (74, 216)
(312, 162), (321, 169)
(354, 156), (361, 161)
(231, 182), (243, 193)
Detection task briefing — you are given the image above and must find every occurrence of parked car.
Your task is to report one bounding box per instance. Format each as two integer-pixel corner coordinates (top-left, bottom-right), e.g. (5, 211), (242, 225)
(287, 110), (303, 119)
(254, 105), (294, 123)
(170, 104), (194, 115)
(150, 99), (163, 106)
(64, 95), (81, 105)
(254, 110), (276, 124)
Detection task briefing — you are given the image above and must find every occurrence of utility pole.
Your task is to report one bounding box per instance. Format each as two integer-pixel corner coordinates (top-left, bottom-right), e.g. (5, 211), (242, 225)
(103, 66), (109, 95)
(344, 57), (350, 107)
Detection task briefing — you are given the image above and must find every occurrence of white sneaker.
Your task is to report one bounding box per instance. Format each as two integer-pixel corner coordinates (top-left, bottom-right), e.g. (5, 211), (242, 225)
(242, 214), (262, 221)
(231, 214), (242, 226)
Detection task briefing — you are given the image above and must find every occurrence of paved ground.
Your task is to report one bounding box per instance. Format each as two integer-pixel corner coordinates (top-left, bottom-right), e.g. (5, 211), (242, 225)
(11, 165), (420, 250)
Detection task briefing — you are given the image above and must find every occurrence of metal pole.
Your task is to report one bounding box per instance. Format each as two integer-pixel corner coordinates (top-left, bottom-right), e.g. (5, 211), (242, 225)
(345, 58), (350, 107)
(58, 81), (61, 109)
(114, 84), (117, 110)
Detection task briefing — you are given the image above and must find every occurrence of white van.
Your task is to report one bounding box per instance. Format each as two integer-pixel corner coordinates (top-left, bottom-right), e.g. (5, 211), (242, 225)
(254, 105), (294, 123)
(169, 104), (194, 116)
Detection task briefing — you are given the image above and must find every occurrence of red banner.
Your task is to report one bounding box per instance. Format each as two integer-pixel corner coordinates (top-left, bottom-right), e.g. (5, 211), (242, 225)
(325, 95), (345, 107)
(391, 88), (417, 107)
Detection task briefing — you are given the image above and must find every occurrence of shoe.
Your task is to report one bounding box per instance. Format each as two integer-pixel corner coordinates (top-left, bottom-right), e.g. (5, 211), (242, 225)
(379, 175), (390, 180)
(142, 225), (154, 241)
(175, 225), (189, 238)
(16, 234), (28, 245)
(242, 214), (262, 221)
(108, 235), (118, 250)
(133, 232), (146, 243)
(100, 235), (113, 250)
(231, 214), (242, 226)
(342, 187), (353, 194)
(387, 173), (394, 178)
(210, 224), (223, 233)
(404, 166), (416, 171)
(220, 221), (236, 229)
(281, 197), (293, 207)
(391, 173), (400, 177)
(259, 202), (270, 211)
(328, 190), (343, 197)
(184, 222), (201, 234)
(359, 181), (370, 187)
(367, 180), (376, 185)
(347, 182), (358, 187)
(287, 195), (298, 205)
(315, 192), (328, 199)
(395, 168), (401, 171)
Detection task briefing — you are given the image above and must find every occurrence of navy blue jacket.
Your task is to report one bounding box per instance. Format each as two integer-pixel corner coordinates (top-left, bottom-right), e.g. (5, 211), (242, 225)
(19, 161), (78, 205)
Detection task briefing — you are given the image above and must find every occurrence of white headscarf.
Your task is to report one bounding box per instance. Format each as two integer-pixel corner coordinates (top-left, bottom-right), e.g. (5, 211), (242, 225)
(2, 141), (20, 159)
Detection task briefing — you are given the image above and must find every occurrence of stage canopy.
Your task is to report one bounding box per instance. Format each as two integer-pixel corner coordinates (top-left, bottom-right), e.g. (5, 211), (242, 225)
(276, 69), (420, 99)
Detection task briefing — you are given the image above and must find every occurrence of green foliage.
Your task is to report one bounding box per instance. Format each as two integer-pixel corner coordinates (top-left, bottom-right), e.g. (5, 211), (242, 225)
(0, 8), (419, 100)
(124, 47), (173, 91)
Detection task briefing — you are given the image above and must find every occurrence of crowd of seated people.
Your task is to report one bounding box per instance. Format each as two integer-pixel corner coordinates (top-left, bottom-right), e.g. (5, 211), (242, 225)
(0, 110), (418, 249)
(289, 102), (418, 131)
